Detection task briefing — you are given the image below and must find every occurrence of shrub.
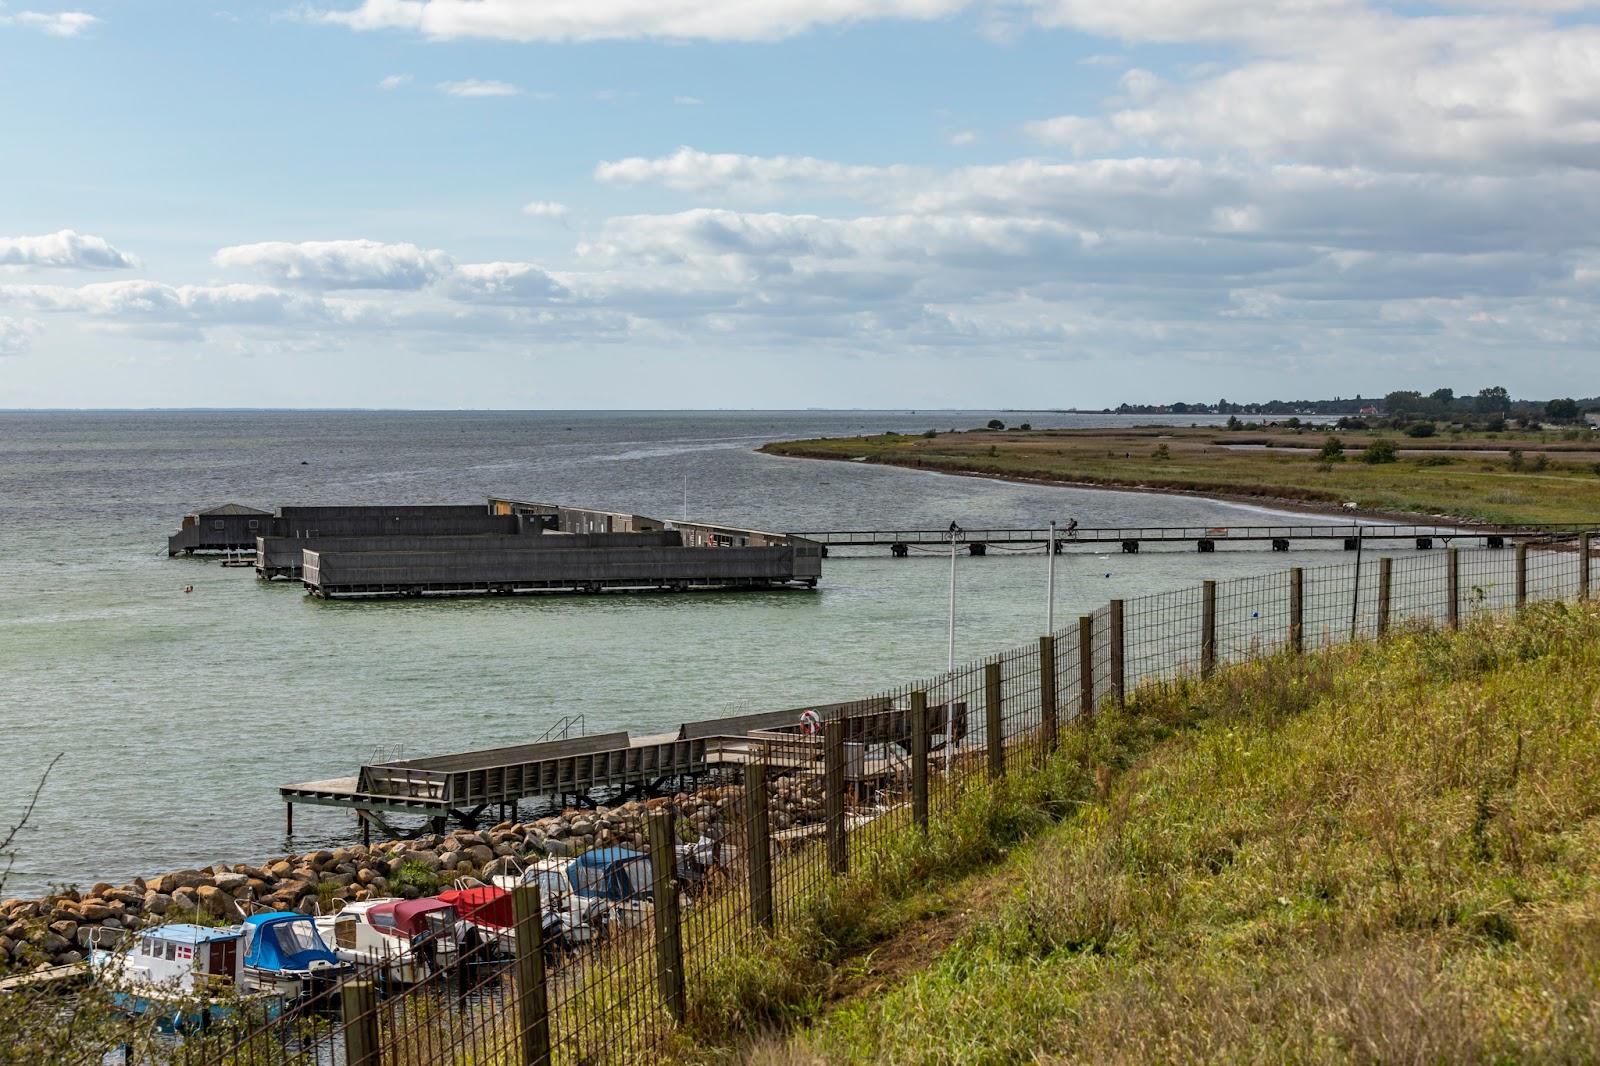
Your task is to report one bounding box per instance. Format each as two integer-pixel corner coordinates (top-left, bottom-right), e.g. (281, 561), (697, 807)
(987, 419), (1005, 430)
(1508, 448), (1525, 471)
(1362, 439), (1399, 464)
(1153, 444), (1172, 460)
(922, 429), (937, 439)
(1406, 422), (1436, 438)
(1531, 454), (1550, 472)
(1417, 455), (1453, 467)
(392, 858), (441, 896)
(1318, 436), (1345, 462)
(1018, 423), (1032, 431)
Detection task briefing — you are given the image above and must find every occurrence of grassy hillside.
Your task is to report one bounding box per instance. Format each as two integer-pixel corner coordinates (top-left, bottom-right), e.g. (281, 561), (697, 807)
(761, 426), (1600, 525)
(680, 604), (1600, 1064)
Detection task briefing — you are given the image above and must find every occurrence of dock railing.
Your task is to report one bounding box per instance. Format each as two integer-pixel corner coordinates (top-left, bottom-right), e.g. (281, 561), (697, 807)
(143, 535), (1595, 1066)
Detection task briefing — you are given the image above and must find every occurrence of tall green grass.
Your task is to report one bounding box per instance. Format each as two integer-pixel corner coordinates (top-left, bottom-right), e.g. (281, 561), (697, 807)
(742, 604), (1600, 1064)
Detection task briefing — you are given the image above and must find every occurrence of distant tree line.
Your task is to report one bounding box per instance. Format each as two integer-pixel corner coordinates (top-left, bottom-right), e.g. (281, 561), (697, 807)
(1110, 386), (1595, 427)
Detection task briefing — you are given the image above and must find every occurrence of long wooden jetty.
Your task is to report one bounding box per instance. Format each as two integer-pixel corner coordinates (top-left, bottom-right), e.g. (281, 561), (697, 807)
(794, 523), (1528, 556)
(281, 697), (960, 839)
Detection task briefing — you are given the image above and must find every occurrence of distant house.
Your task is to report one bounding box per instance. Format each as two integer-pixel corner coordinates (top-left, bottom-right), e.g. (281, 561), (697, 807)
(1586, 413), (1600, 429)
(166, 503), (273, 556)
(1360, 405), (1380, 416)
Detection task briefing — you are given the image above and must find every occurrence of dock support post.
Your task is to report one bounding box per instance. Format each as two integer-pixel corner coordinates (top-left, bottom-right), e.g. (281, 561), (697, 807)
(1447, 548), (1460, 629)
(360, 812), (370, 848)
(1378, 556), (1393, 637)
(341, 979), (380, 1066)
(1109, 600), (1126, 706)
(510, 883), (552, 1066)
(1201, 580), (1217, 679)
(1078, 615), (1094, 719)
(824, 717), (848, 874)
(744, 763), (774, 932)
(647, 811), (686, 1024)
(1038, 635), (1058, 756)
(1581, 533), (1592, 602)
(1289, 567), (1304, 653)
(909, 691), (928, 832)
(1516, 542), (1529, 610)
(284, 802), (293, 839)
(985, 663), (1004, 779)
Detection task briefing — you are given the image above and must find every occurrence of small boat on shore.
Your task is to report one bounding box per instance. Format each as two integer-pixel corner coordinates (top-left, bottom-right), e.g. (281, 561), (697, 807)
(239, 913), (350, 1000)
(87, 923), (281, 1031)
(314, 899), (444, 984)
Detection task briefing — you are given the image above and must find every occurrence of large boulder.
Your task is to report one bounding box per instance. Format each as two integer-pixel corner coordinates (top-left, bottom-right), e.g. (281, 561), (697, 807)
(195, 885), (230, 918)
(77, 902), (113, 923)
(143, 892), (173, 916)
(212, 872), (249, 893)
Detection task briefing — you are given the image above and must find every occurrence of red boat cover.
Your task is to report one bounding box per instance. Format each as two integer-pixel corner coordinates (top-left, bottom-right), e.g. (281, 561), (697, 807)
(437, 887), (514, 928)
(391, 898), (455, 937)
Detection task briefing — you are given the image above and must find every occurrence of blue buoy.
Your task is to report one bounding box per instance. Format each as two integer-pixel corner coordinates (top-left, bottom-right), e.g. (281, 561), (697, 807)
(1252, 611), (1260, 618)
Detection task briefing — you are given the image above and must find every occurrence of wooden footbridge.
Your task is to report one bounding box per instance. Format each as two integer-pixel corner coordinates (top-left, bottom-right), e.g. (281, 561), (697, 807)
(794, 523), (1525, 556)
(281, 698), (964, 840)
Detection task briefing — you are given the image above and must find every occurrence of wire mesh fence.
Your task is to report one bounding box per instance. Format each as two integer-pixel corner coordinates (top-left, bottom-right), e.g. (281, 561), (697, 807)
(24, 537), (1596, 1066)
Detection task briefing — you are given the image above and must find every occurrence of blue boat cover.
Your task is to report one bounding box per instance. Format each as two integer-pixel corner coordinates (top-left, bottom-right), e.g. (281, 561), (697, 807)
(566, 848), (652, 901)
(242, 913), (339, 972)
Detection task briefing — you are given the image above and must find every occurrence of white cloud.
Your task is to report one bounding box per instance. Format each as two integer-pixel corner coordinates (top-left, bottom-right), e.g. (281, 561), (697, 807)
(673, 95), (704, 106)
(317, 0), (972, 42)
(0, 281), (322, 324)
(0, 230), (138, 270)
(377, 73), (411, 89)
(596, 146), (925, 198)
(948, 129), (980, 147)
(521, 200), (570, 220)
(1, 8), (97, 35)
(441, 262), (569, 304)
(436, 78), (520, 98)
(214, 239), (454, 290)
(0, 316), (35, 355)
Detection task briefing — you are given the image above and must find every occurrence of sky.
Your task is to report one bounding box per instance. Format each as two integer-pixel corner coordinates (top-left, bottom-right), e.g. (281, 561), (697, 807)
(0, 0), (1597, 409)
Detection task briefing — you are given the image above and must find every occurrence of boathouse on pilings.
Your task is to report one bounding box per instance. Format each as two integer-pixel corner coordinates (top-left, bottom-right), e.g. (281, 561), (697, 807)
(166, 503), (274, 555)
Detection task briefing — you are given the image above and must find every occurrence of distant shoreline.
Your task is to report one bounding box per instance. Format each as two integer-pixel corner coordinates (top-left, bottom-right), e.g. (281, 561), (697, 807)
(759, 448), (1491, 529)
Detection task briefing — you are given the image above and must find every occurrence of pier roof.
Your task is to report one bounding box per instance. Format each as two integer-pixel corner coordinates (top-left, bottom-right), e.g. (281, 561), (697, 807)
(195, 503), (272, 516)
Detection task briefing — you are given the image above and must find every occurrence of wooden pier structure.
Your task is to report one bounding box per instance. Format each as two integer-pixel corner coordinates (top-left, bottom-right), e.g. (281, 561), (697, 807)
(794, 523), (1524, 556)
(280, 698), (964, 840)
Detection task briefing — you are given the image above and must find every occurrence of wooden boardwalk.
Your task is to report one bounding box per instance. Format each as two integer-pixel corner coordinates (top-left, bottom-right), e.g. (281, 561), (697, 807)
(794, 523), (1526, 555)
(280, 699), (959, 838)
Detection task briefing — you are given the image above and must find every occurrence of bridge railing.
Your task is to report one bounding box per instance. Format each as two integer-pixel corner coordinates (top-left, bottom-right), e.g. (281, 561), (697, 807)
(173, 535), (1594, 1066)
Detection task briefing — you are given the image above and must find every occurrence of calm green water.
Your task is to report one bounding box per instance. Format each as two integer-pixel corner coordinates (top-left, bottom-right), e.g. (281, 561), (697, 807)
(0, 410), (1351, 895)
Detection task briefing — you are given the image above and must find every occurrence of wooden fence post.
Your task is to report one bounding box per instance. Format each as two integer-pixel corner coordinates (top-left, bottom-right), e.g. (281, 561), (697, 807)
(1447, 547), (1460, 629)
(1037, 635), (1057, 755)
(824, 716), (848, 873)
(1515, 542), (1528, 610)
(510, 883), (552, 1066)
(1581, 532), (1592, 602)
(340, 979), (379, 1066)
(647, 811), (686, 1024)
(1378, 556), (1393, 636)
(1289, 567), (1304, 653)
(1078, 615), (1094, 718)
(909, 690), (929, 833)
(744, 762), (773, 933)
(1201, 579), (1217, 679)
(1109, 600), (1126, 706)
(985, 662), (1004, 779)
